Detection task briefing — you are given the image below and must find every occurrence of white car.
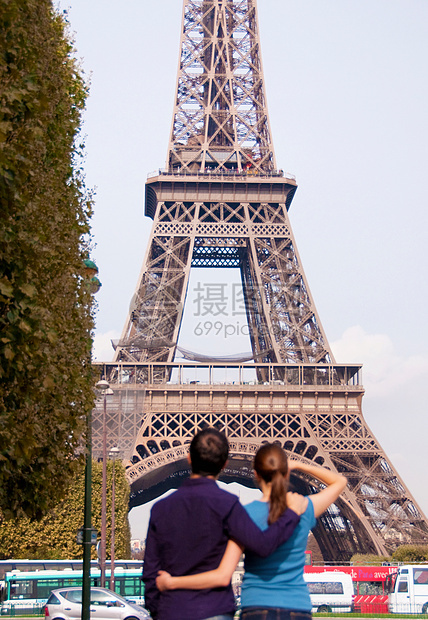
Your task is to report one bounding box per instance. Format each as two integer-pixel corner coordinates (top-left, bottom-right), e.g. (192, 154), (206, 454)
(44, 587), (151, 620)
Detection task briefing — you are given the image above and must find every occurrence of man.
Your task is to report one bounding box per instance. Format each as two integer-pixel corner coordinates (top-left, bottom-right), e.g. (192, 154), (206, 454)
(143, 428), (306, 620)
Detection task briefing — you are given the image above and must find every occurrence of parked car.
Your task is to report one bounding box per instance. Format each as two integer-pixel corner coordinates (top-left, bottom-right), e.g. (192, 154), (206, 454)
(44, 587), (150, 620)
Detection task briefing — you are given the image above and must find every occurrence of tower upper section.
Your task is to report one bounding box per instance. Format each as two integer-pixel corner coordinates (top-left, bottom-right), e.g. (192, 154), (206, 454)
(167, 0), (277, 175)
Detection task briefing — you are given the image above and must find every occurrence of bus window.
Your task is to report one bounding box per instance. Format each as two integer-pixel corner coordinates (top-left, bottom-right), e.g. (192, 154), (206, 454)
(61, 578), (82, 588)
(34, 577), (83, 601)
(10, 580), (34, 600)
(398, 579), (408, 593)
(113, 577), (142, 598)
(414, 569), (428, 584)
(358, 581), (384, 595)
(36, 579), (62, 601)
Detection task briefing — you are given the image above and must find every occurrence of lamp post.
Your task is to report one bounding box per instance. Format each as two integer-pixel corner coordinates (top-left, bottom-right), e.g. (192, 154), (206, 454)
(81, 382), (105, 620)
(81, 259), (101, 620)
(81, 404), (93, 620)
(109, 447), (120, 592)
(95, 379), (110, 588)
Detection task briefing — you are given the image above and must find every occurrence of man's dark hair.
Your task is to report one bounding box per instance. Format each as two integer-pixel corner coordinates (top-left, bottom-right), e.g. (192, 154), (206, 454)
(189, 428), (229, 477)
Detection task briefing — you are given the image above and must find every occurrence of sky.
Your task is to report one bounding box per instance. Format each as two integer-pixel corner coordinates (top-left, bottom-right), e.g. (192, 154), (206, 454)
(58, 0), (428, 540)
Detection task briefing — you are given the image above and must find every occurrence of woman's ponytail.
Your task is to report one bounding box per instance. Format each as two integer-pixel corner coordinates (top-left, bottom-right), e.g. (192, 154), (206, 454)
(269, 469), (288, 524)
(254, 443), (289, 524)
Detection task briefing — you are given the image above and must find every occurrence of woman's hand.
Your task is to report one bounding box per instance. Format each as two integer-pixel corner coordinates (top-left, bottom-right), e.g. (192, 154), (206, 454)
(153, 540), (242, 591)
(288, 459), (299, 472)
(156, 570), (173, 592)
(288, 459), (347, 518)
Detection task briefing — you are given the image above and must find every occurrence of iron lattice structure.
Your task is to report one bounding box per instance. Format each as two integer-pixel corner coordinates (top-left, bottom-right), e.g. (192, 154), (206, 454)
(168, 0), (275, 174)
(93, 0), (428, 561)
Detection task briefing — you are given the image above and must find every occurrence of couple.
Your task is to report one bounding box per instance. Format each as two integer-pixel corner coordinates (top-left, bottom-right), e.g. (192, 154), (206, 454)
(143, 428), (346, 620)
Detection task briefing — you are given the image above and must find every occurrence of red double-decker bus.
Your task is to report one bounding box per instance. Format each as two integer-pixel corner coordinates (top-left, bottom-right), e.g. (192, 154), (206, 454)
(304, 564), (398, 613)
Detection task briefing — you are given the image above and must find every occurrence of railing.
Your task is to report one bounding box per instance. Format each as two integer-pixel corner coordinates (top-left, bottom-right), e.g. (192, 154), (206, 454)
(147, 168), (296, 181)
(93, 362), (362, 388)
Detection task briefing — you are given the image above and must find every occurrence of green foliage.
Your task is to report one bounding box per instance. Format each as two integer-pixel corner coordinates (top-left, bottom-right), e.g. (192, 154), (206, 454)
(0, 0), (95, 518)
(392, 545), (428, 563)
(350, 553), (392, 565)
(351, 547), (428, 565)
(0, 460), (131, 559)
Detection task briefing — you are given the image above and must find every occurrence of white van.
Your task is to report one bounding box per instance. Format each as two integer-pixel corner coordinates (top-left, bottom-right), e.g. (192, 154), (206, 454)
(304, 571), (354, 613)
(387, 565), (428, 614)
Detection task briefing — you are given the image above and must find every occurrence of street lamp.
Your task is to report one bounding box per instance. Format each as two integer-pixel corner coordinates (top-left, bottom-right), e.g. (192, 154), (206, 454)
(109, 447), (120, 592)
(81, 383), (105, 620)
(81, 401), (94, 620)
(95, 378), (112, 588)
(81, 259), (101, 620)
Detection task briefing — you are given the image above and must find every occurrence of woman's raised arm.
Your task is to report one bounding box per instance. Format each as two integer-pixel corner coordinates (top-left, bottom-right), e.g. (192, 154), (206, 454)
(156, 539), (243, 591)
(288, 461), (347, 518)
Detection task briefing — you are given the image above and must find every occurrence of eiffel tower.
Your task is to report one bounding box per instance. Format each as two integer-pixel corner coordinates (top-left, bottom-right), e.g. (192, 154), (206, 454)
(92, 0), (428, 561)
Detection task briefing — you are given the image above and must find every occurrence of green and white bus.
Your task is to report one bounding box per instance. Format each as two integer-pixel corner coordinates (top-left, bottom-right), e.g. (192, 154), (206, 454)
(0, 568), (145, 615)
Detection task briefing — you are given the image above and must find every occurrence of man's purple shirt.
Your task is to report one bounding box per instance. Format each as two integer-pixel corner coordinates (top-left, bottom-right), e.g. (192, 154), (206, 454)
(143, 477), (300, 620)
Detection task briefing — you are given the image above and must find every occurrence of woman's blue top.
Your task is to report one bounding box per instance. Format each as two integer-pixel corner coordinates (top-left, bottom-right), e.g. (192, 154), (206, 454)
(241, 497), (316, 612)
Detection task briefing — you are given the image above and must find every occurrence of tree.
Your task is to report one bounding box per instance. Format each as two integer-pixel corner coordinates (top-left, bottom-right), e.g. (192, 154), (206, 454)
(392, 545), (428, 563)
(350, 546), (428, 565)
(0, 0), (94, 518)
(0, 460), (131, 559)
(349, 553), (392, 565)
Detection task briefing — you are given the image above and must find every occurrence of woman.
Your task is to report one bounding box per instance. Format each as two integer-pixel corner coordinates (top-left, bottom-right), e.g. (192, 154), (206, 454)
(156, 443), (347, 620)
